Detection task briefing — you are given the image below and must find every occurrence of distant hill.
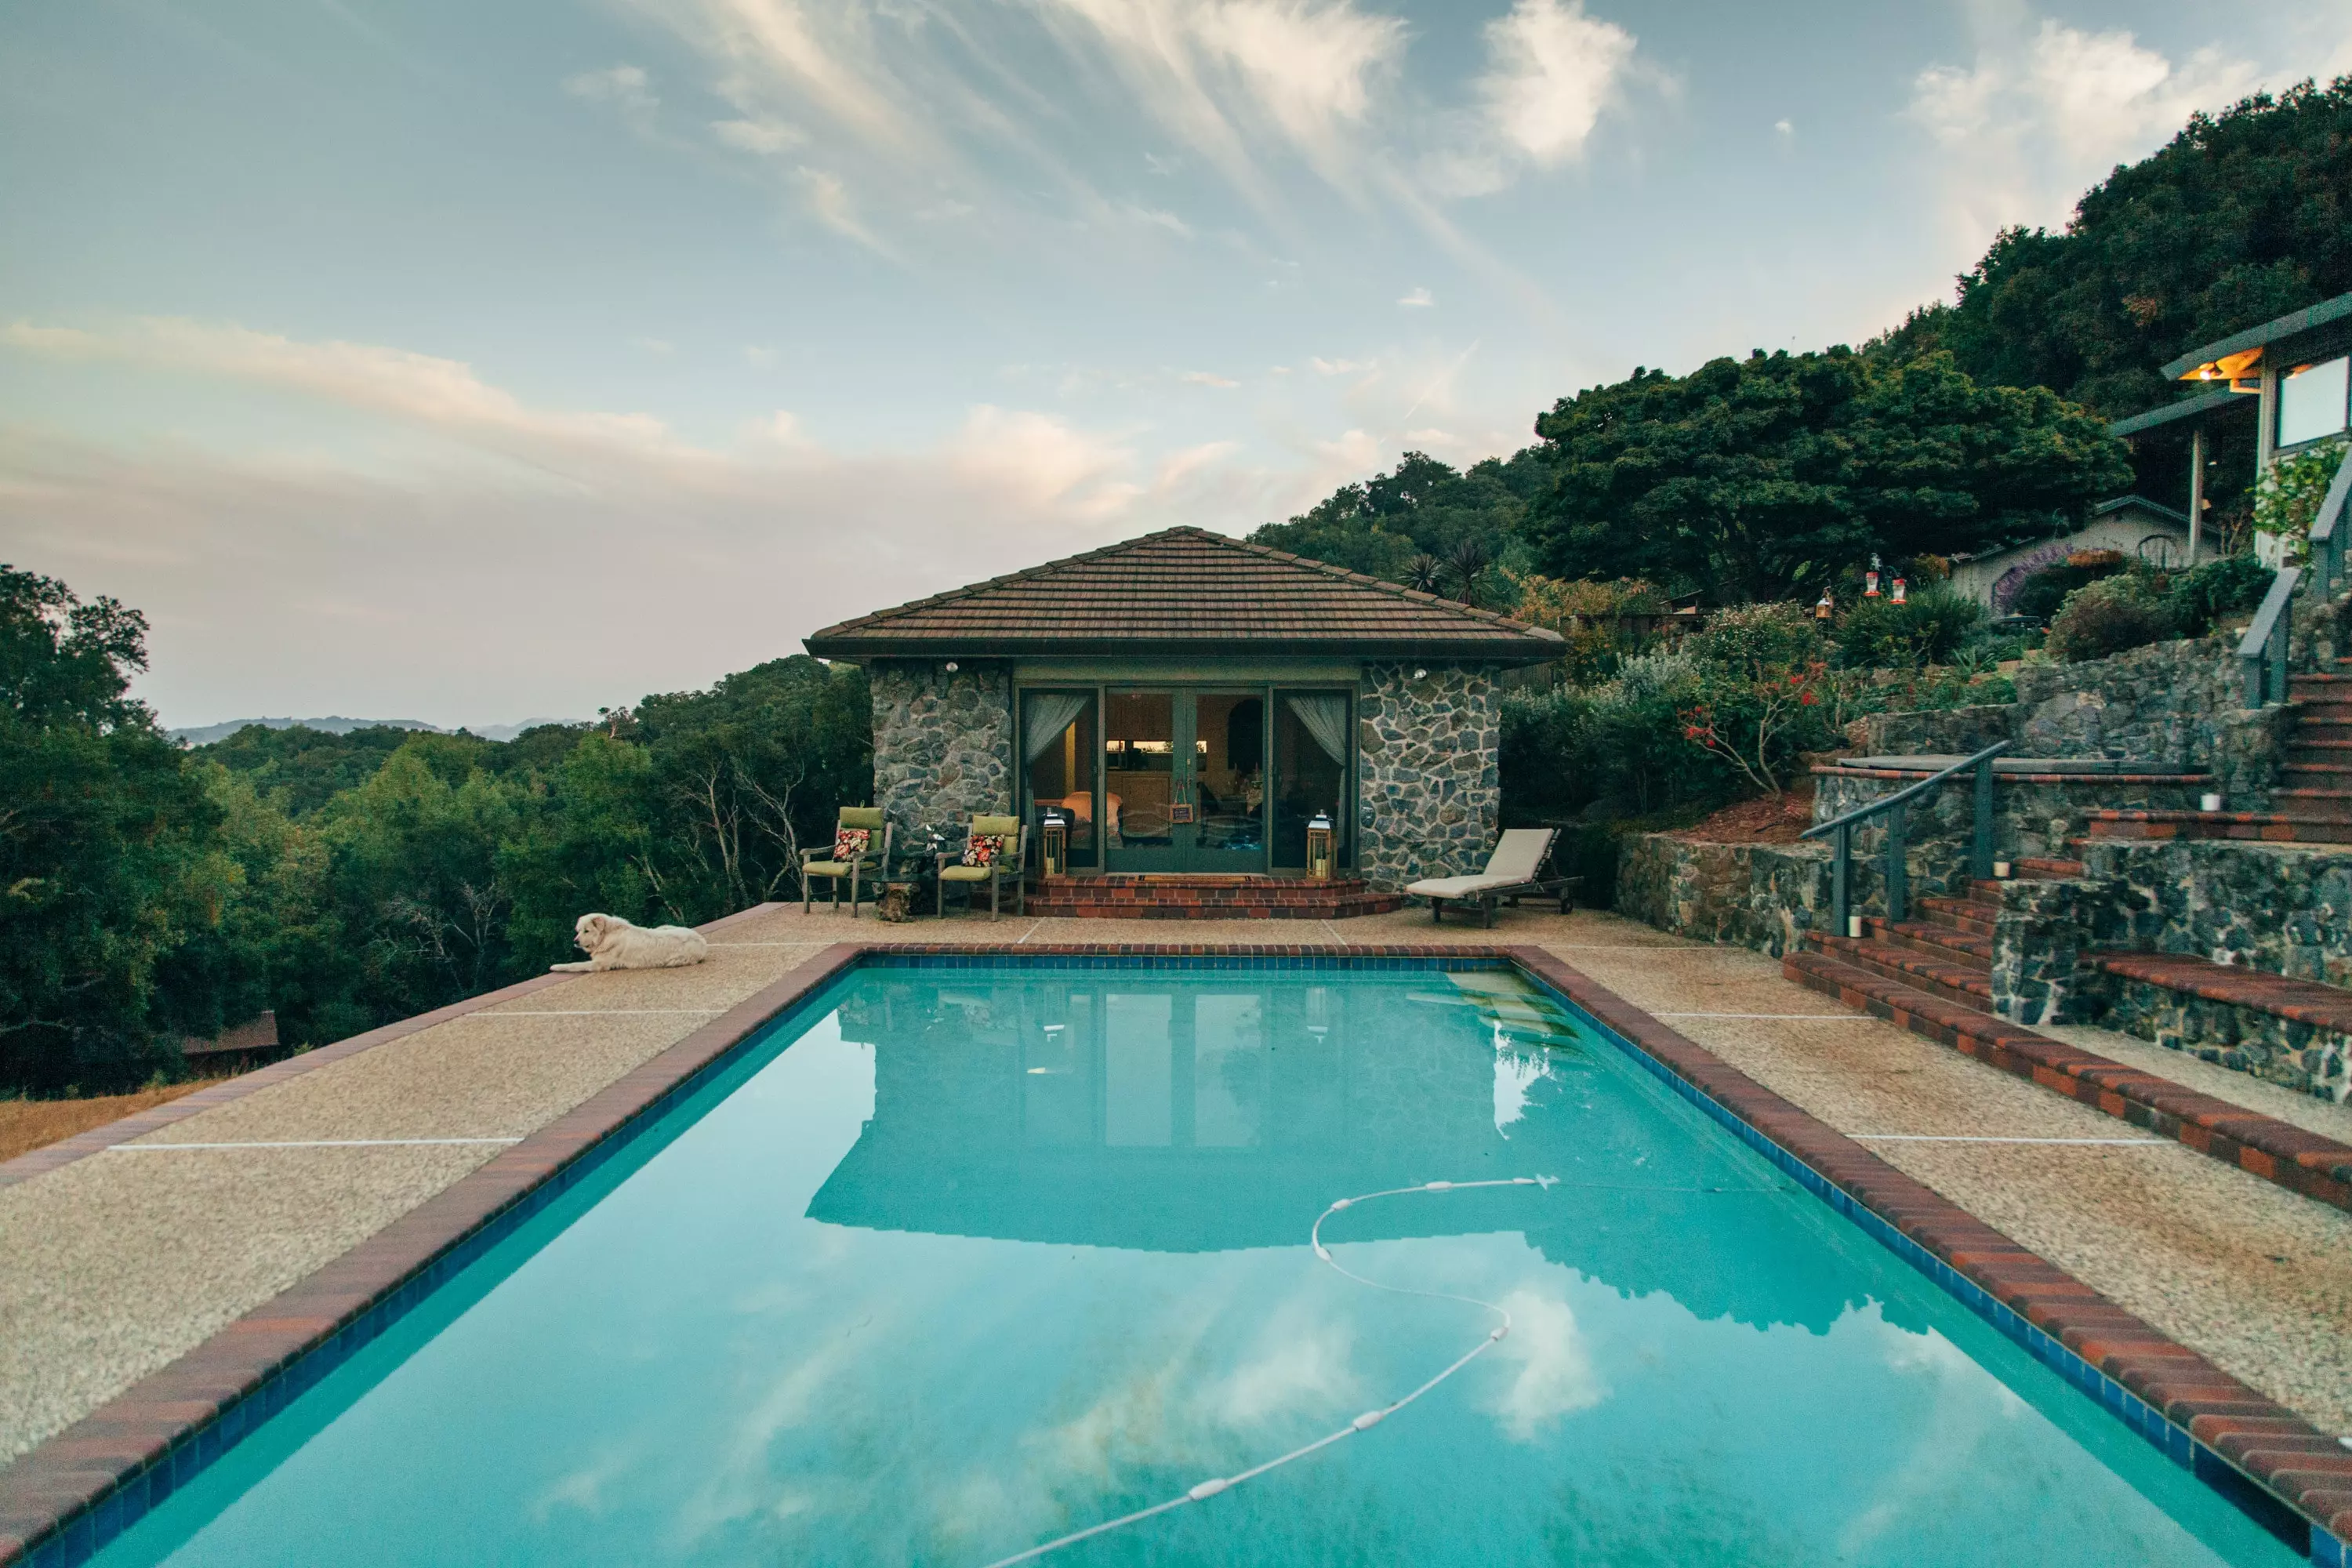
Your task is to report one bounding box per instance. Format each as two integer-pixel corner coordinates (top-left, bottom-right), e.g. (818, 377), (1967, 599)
(169, 716), (579, 746)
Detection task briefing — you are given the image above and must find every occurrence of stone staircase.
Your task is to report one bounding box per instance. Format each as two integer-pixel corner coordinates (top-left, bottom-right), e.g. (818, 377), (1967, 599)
(2087, 659), (2352, 845)
(1784, 866), (2352, 1216)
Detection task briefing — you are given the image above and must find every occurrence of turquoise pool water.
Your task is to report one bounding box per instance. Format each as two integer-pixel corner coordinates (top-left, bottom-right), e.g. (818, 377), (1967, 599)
(95, 962), (2302, 1566)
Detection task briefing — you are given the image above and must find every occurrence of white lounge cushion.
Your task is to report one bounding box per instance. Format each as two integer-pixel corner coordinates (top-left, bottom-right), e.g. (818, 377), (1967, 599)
(1406, 874), (1518, 898)
(1406, 829), (1555, 898)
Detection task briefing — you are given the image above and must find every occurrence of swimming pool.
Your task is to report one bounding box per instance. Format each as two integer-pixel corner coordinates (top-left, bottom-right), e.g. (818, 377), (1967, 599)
(84, 958), (2310, 1565)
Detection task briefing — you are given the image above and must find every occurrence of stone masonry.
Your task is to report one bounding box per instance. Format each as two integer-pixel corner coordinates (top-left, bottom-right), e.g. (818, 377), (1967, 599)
(1356, 662), (1500, 890)
(869, 661), (1014, 850)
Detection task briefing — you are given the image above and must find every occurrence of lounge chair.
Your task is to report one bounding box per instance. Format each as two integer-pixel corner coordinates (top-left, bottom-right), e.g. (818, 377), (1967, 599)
(800, 807), (893, 917)
(937, 814), (1025, 920)
(1406, 828), (1575, 927)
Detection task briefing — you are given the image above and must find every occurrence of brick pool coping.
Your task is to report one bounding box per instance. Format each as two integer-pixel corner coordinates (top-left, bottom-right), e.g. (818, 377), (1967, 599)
(2, 941), (2346, 1564)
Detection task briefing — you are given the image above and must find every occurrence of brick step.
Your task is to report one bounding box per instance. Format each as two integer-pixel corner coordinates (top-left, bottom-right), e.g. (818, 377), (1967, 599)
(1023, 899), (1406, 920)
(2289, 701), (2352, 726)
(2091, 951), (2352, 1037)
(1862, 917), (1992, 970)
(1916, 895), (1998, 937)
(2281, 753), (2352, 772)
(2012, 857), (2086, 878)
(1780, 950), (2352, 1215)
(2269, 789), (2352, 820)
(1803, 932), (1994, 1011)
(2084, 810), (2352, 845)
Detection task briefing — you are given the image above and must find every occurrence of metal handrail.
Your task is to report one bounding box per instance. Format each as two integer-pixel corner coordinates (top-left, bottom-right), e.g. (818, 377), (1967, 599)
(2238, 565), (2300, 708)
(2243, 444), (2351, 706)
(1802, 739), (2013, 929)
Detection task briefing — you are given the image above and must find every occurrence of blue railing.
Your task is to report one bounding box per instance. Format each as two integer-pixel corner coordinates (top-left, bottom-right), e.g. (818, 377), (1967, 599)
(1800, 740), (2013, 929)
(2242, 445), (2352, 705)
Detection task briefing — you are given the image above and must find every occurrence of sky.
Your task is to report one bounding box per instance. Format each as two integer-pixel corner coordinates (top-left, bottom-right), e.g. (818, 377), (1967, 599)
(3, 1), (2350, 730)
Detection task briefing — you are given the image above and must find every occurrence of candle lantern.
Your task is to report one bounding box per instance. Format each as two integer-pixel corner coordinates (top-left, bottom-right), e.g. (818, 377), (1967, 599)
(1814, 590), (1834, 623)
(1306, 813), (1335, 881)
(1040, 810), (1068, 879)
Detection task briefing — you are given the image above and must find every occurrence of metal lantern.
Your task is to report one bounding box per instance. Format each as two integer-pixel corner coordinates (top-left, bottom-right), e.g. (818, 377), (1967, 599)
(1040, 810), (1068, 878)
(1814, 590), (1834, 623)
(1306, 813), (1334, 881)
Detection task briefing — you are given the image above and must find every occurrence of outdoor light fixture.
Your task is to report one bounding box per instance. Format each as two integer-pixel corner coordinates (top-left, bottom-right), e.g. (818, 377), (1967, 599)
(1413, 666), (1428, 680)
(1814, 590), (1834, 622)
(1306, 813), (1334, 881)
(1040, 810), (1068, 877)
(944, 661), (959, 673)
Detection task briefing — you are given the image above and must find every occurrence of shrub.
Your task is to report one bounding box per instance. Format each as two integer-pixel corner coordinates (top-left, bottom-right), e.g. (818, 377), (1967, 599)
(2166, 553), (2274, 637)
(1690, 601), (1824, 675)
(2045, 571), (2178, 662)
(2008, 558), (2120, 620)
(1509, 574), (1674, 684)
(1832, 588), (1984, 669)
(2253, 437), (2349, 557)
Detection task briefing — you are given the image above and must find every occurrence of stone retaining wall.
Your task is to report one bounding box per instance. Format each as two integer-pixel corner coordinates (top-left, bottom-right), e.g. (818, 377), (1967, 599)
(1616, 834), (1832, 957)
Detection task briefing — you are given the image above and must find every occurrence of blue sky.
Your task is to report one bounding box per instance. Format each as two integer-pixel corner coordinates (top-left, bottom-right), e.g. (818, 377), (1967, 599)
(2, 0), (2347, 728)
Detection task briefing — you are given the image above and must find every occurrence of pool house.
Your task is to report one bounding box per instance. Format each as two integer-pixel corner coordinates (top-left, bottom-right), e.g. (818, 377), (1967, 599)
(803, 526), (1564, 898)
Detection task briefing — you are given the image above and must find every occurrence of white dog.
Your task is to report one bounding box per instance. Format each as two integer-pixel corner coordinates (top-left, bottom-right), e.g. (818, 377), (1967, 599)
(550, 913), (710, 972)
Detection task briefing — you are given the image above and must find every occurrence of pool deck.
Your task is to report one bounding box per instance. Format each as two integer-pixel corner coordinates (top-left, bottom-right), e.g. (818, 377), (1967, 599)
(4, 901), (2350, 1559)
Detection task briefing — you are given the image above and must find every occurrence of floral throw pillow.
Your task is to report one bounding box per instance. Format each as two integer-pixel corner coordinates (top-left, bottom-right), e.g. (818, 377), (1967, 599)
(961, 832), (1004, 869)
(832, 826), (870, 864)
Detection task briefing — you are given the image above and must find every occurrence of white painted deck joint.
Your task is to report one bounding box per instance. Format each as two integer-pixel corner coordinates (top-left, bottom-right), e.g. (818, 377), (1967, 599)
(111, 1138), (526, 1152)
(1013, 919), (1044, 945)
(1655, 1012), (1877, 1020)
(1320, 920), (1348, 947)
(1849, 1134), (2171, 1146)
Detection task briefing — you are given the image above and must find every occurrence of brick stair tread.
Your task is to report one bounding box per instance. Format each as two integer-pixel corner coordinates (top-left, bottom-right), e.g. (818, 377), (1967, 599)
(1867, 917), (1993, 966)
(2013, 857), (2086, 877)
(1780, 950), (2352, 1210)
(2092, 951), (2352, 1034)
(1916, 895), (1998, 935)
(1806, 933), (1994, 1001)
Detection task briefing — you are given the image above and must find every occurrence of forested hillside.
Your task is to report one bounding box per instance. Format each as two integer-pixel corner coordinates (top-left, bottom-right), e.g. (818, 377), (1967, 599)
(1, 564), (869, 1095)
(1254, 78), (2351, 602)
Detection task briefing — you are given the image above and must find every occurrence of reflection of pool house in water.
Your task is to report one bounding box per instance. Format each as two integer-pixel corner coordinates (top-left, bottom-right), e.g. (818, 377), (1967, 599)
(804, 527), (1564, 894)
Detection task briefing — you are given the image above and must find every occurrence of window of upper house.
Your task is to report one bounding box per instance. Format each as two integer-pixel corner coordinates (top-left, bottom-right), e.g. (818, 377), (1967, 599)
(2278, 354), (2350, 448)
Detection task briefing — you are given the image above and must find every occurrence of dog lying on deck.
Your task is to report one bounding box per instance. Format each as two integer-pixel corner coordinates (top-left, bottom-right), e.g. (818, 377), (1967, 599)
(549, 913), (710, 972)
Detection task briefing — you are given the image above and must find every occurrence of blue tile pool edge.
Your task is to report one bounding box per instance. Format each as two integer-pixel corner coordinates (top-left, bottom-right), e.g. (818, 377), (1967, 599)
(1504, 960), (2345, 1566)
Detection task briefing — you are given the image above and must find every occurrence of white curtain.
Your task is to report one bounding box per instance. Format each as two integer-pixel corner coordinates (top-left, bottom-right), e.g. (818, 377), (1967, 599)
(1285, 693), (1350, 764)
(1024, 692), (1090, 763)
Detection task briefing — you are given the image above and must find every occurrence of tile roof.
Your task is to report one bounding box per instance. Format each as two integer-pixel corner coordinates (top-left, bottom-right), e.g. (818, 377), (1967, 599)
(803, 527), (1565, 662)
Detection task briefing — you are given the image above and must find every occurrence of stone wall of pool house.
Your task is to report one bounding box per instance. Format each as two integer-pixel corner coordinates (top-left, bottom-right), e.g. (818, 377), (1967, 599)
(1355, 662), (1501, 890)
(869, 660), (1015, 848)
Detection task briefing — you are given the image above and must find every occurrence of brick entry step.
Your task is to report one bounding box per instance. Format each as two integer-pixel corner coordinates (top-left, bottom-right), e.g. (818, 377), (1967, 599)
(1024, 874), (1406, 920)
(1785, 877), (2352, 1216)
(2087, 663), (2352, 844)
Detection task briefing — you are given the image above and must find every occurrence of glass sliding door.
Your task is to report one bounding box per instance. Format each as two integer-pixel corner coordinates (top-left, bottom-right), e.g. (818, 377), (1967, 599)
(1189, 691), (1266, 873)
(1104, 691), (1179, 870)
(1272, 689), (1351, 870)
(1021, 690), (1098, 870)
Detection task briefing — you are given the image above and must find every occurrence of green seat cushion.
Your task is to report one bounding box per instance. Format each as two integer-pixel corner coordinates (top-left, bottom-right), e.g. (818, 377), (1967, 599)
(938, 865), (994, 881)
(804, 862), (862, 876)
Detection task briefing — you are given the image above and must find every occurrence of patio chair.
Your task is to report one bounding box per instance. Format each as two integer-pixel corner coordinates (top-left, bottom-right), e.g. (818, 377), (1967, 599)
(800, 807), (892, 917)
(1406, 828), (1576, 927)
(937, 814), (1025, 920)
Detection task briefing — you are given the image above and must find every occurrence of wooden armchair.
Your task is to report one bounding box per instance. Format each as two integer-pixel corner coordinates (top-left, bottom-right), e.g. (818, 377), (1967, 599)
(800, 807), (892, 916)
(936, 813), (1024, 920)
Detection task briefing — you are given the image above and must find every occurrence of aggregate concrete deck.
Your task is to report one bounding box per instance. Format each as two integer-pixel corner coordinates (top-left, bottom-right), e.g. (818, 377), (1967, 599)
(2, 902), (2347, 1474)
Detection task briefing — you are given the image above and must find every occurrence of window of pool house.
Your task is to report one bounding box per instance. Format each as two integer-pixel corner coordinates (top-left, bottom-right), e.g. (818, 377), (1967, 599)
(2278, 354), (2350, 448)
(1272, 690), (1350, 869)
(1022, 691), (1098, 869)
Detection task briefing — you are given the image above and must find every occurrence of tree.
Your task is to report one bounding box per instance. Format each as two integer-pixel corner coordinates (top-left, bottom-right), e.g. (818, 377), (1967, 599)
(1250, 450), (1554, 601)
(1877, 78), (2352, 416)
(0, 567), (232, 1093)
(1518, 349), (2130, 602)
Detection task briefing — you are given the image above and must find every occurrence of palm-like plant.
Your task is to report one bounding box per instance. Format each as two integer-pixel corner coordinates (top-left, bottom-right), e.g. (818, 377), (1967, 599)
(1446, 539), (1492, 605)
(1405, 554), (1443, 593)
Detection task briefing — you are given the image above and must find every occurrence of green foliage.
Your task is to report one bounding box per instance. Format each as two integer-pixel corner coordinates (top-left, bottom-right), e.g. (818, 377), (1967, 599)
(0, 566), (230, 1094)
(1249, 449), (1552, 604)
(2166, 553), (2274, 637)
(1831, 589), (1985, 669)
(201, 724), (423, 817)
(1873, 79), (2352, 415)
(2007, 560), (2120, 620)
(2254, 437), (2350, 556)
(1508, 575), (1675, 684)
(1520, 350), (2130, 603)
(2045, 572), (2179, 662)
(1690, 601), (1824, 677)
